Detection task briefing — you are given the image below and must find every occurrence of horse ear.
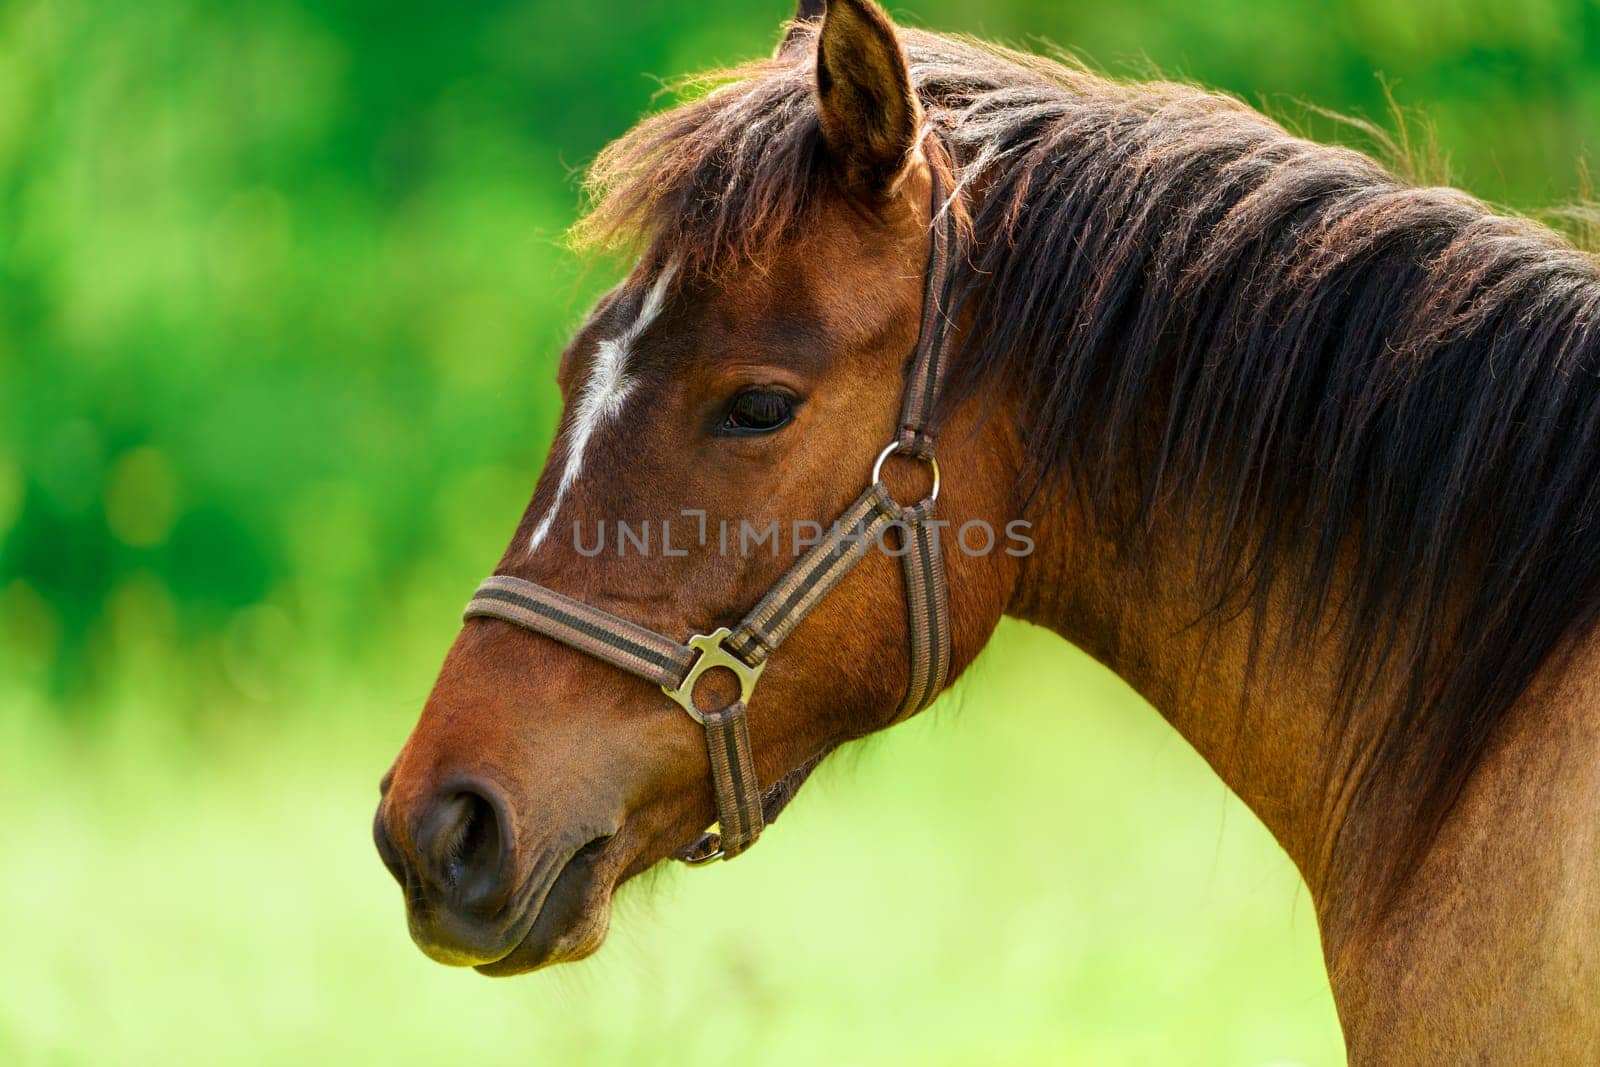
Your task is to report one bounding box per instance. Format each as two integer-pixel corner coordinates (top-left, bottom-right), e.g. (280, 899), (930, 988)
(813, 0), (921, 198)
(776, 0), (826, 55)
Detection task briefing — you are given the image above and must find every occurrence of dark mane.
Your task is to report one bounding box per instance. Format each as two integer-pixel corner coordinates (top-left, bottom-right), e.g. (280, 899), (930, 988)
(577, 26), (1600, 890)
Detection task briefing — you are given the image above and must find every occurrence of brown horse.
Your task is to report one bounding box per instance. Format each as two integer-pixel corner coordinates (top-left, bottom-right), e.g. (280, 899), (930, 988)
(375, 1), (1600, 1058)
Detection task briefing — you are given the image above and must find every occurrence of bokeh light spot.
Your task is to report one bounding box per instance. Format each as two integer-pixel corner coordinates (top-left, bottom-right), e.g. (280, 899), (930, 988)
(0, 457), (22, 538)
(105, 446), (178, 547)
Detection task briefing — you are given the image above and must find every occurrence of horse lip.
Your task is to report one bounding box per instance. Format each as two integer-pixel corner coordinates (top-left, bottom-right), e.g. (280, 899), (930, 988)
(410, 905), (527, 968)
(407, 829), (614, 969)
(472, 832), (617, 976)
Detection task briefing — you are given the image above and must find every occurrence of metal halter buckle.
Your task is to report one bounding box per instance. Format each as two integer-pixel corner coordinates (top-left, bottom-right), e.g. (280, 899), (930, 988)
(675, 831), (726, 866)
(661, 627), (768, 724)
(872, 440), (941, 508)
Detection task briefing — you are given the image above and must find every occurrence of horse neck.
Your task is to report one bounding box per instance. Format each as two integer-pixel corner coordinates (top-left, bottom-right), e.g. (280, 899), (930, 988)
(1005, 485), (1374, 910)
(1003, 455), (1600, 1055)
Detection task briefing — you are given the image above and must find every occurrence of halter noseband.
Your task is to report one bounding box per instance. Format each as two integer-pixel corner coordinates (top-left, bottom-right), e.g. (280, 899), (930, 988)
(462, 162), (959, 865)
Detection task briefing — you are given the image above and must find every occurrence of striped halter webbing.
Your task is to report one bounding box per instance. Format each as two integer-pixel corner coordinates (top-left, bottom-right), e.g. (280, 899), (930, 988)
(463, 163), (959, 865)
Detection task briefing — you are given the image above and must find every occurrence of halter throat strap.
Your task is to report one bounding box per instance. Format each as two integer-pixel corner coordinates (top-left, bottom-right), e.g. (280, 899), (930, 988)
(463, 159), (960, 864)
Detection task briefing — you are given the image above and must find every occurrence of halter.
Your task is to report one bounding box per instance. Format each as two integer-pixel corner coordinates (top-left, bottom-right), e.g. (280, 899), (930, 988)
(462, 162), (959, 865)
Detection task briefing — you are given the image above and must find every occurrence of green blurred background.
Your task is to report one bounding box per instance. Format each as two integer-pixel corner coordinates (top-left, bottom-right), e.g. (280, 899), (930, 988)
(3, 1), (1596, 1063)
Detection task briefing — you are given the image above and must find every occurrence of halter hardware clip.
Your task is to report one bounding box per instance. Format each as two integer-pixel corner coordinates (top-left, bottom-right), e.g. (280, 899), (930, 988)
(661, 627), (768, 724)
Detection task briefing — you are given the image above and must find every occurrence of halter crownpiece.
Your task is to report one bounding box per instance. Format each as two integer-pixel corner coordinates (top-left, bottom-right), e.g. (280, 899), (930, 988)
(462, 157), (960, 864)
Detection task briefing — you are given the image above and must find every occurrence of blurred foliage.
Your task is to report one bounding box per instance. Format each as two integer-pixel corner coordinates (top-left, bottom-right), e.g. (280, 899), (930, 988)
(3, 0), (1599, 719)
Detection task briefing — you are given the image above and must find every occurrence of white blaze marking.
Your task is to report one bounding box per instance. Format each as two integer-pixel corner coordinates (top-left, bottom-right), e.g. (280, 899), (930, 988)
(528, 262), (677, 552)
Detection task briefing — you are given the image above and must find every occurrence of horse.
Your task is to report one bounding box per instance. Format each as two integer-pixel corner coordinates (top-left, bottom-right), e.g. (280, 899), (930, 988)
(373, 1), (1600, 1058)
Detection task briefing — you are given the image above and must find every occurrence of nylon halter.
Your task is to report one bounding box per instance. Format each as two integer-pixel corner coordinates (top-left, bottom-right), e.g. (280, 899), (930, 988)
(463, 162), (960, 864)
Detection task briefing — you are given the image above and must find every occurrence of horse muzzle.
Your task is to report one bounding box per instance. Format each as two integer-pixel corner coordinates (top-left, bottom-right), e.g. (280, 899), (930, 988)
(374, 772), (618, 971)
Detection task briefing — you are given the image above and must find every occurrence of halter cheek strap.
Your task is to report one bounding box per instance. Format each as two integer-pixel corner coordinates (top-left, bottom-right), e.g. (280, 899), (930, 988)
(462, 161), (960, 864)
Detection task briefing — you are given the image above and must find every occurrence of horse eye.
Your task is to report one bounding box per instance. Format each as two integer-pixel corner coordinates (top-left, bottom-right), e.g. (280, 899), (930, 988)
(721, 389), (795, 435)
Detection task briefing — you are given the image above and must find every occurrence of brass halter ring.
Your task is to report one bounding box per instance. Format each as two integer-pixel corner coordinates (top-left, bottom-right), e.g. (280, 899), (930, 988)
(872, 440), (941, 507)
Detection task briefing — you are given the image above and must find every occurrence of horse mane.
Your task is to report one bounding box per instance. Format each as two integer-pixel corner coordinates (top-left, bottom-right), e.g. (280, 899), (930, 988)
(576, 26), (1600, 893)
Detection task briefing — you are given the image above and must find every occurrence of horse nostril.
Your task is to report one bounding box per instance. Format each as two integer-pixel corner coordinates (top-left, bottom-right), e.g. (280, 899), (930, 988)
(446, 792), (494, 885)
(415, 777), (515, 915)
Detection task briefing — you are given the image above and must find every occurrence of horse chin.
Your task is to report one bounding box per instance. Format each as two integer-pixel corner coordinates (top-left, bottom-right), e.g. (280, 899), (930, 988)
(473, 837), (616, 977)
